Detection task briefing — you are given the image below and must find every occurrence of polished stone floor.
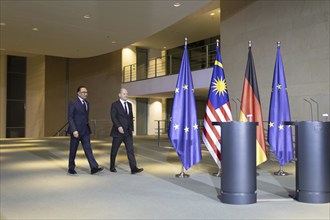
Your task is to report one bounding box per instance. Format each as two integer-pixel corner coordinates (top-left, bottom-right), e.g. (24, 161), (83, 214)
(0, 136), (329, 219)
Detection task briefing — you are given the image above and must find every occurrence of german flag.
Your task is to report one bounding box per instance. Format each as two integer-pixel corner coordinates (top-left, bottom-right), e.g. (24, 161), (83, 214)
(239, 45), (267, 166)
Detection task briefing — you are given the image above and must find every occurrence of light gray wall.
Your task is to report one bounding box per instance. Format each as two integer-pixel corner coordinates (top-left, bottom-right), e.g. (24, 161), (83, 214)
(124, 68), (212, 97)
(221, 0), (330, 121)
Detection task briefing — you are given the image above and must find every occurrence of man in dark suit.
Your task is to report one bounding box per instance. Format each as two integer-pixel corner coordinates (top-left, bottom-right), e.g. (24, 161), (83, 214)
(110, 88), (143, 174)
(67, 86), (103, 175)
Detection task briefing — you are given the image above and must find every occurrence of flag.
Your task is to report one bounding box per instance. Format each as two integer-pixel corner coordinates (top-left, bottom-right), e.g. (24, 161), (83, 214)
(267, 45), (293, 166)
(202, 44), (232, 168)
(168, 44), (202, 170)
(239, 45), (267, 166)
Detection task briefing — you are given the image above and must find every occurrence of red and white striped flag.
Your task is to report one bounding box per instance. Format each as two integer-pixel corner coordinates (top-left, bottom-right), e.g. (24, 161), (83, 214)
(202, 43), (232, 168)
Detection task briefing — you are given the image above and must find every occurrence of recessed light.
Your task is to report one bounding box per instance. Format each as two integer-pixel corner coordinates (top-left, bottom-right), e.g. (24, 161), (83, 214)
(0, 22), (6, 26)
(83, 14), (90, 19)
(163, 46), (167, 49)
(173, 3), (181, 7)
(32, 27), (39, 31)
(210, 12), (215, 16)
(112, 41), (116, 44)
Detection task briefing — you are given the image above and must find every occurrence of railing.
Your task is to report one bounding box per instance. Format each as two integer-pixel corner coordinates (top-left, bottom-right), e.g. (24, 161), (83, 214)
(53, 122), (69, 136)
(122, 43), (217, 83)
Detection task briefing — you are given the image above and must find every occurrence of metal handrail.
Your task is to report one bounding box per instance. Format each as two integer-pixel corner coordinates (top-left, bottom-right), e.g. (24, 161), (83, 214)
(122, 42), (217, 83)
(53, 121), (69, 136)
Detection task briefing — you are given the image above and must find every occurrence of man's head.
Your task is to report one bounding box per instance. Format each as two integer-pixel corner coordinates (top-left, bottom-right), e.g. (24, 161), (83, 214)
(119, 88), (128, 101)
(77, 86), (88, 100)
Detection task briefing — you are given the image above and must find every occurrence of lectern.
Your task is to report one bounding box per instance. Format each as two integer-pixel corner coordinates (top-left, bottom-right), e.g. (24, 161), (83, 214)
(285, 121), (330, 203)
(212, 121), (258, 204)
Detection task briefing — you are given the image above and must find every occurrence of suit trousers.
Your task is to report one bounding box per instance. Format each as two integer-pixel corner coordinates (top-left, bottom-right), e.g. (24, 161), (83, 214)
(69, 134), (98, 170)
(110, 134), (137, 170)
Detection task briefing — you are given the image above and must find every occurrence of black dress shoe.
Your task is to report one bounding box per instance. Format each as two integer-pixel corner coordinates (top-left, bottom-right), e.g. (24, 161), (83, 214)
(110, 168), (117, 173)
(91, 167), (104, 174)
(131, 167), (144, 174)
(68, 169), (77, 174)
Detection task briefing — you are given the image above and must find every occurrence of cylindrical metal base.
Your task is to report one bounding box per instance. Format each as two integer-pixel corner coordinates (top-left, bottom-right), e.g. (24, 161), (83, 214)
(220, 192), (256, 205)
(215, 122), (258, 205)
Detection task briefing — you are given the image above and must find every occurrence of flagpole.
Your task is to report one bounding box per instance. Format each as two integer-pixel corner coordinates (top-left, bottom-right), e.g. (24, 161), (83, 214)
(172, 37), (199, 178)
(212, 38), (221, 178)
(273, 41), (290, 176)
(213, 169), (221, 177)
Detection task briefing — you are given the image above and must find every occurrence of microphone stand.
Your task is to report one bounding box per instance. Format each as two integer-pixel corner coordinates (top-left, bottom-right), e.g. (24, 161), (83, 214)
(231, 98), (238, 121)
(310, 98), (319, 121)
(303, 98), (313, 121)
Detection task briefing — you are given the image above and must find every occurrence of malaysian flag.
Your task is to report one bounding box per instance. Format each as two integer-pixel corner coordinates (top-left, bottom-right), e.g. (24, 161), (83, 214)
(202, 42), (232, 168)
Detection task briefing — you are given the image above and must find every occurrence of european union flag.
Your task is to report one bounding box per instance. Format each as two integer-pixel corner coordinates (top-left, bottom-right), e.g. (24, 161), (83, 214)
(267, 44), (294, 167)
(168, 44), (202, 170)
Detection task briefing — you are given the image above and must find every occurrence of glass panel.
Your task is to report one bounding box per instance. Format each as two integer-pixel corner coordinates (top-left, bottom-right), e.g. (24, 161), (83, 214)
(6, 100), (25, 127)
(7, 73), (26, 99)
(6, 128), (25, 138)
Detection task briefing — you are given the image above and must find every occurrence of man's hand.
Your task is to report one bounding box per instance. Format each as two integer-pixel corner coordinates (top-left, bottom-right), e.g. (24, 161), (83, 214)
(73, 131), (79, 138)
(118, 126), (124, 134)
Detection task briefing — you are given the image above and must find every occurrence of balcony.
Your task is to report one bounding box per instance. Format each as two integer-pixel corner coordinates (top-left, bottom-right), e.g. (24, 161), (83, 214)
(122, 42), (217, 83)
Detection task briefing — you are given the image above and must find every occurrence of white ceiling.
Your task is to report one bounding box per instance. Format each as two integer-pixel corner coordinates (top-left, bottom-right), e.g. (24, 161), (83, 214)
(0, 0), (223, 58)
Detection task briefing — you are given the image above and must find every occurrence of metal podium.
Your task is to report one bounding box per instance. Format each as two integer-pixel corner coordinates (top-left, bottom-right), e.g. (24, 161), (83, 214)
(285, 121), (330, 203)
(212, 121), (258, 204)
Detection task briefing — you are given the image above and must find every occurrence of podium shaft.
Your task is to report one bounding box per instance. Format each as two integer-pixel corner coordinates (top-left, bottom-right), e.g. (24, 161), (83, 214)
(294, 121), (330, 203)
(215, 122), (257, 204)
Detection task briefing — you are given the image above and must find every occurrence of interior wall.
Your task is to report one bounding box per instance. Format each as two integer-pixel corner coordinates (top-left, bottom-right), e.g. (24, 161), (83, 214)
(0, 54), (7, 138)
(44, 56), (67, 136)
(221, 0), (330, 121)
(68, 50), (122, 138)
(26, 55), (45, 137)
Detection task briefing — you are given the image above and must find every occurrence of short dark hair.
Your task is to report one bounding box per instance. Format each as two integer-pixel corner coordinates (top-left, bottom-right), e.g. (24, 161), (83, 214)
(77, 86), (87, 92)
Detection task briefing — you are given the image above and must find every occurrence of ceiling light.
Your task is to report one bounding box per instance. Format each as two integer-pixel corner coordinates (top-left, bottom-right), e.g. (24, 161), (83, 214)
(83, 15), (90, 19)
(32, 27), (39, 31)
(163, 46), (167, 49)
(173, 3), (181, 7)
(0, 22), (6, 26)
(210, 12), (215, 16)
(111, 41), (116, 44)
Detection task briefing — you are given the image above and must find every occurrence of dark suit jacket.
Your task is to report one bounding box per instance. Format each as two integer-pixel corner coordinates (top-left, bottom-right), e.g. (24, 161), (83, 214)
(67, 97), (91, 135)
(110, 100), (134, 137)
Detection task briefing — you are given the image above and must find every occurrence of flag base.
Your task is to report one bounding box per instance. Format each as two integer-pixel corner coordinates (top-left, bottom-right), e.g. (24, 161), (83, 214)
(212, 169), (221, 177)
(274, 169), (289, 176)
(175, 172), (190, 178)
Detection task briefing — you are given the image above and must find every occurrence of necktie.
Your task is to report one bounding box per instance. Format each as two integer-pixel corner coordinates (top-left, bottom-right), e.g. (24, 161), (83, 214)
(82, 100), (87, 111)
(124, 102), (128, 115)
